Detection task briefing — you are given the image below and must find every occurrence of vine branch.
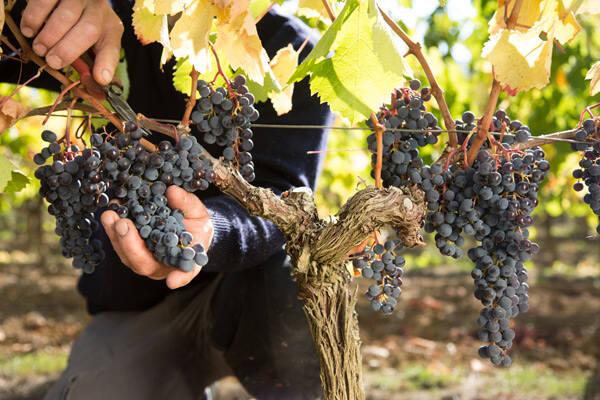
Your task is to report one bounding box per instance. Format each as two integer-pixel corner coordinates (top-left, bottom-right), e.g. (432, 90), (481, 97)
(180, 67), (200, 128)
(378, 5), (457, 147)
(321, 0), (336, 22)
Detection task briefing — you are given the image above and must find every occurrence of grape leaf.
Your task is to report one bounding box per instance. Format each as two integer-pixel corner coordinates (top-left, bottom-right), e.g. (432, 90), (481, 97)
(298, 0), (330, 19)
(249, 0), (285, 19)
(132, 2), (164, 45)
(569, 0), (600, 14)
(145, 0), (189, 15)
(0, 155), (29, 193)
(169, 0), (216, 73)
(289, 0), (412, 124)
(241, 66), (281, 103)
(269, 44), (299, 115)
(585, 61), (600, 96)
(0, 96), (30, 134)
(482, 24), (554, 93)
(489, 0), (583, 45)
(215, 0), (269, 84)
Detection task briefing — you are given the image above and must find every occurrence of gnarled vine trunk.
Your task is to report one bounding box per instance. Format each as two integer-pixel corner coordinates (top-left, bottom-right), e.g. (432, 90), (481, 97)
(211, 162), (427, 399)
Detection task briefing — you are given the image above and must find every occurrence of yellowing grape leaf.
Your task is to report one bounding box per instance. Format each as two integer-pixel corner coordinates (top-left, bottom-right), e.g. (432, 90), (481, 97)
(0, 96), (30, 134)
(586, 61), (600, 96)
(143, 0), (189, 15)
(169, 0), (216, 73)
(132, 2), (163, 45)
(489, 0), (543, 35)
(566, 0), (600, 14)
(482, 24), (554, 92)
(290, 0), (411, 124)
(298, 0), (330, 19)
(269, 44), (299, 115)
(215, 0), (269, 84)
(489, 0), (580, 44)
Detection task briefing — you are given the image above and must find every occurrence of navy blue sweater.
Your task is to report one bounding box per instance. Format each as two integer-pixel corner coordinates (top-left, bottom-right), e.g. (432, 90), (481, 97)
(2, 4), (331, 313)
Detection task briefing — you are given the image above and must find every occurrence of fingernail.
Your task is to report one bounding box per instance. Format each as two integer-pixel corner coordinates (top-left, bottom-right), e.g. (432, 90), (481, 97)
(102, 69), (112, 84)
(33, 43), (47, 57)
(115, 219), (129, 237)
(46, 54), (62, 69)
(21, 27), (34, 37)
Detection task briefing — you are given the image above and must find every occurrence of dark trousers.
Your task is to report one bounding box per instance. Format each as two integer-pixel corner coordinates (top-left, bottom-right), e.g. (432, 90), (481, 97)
(44, 251), (322, 400)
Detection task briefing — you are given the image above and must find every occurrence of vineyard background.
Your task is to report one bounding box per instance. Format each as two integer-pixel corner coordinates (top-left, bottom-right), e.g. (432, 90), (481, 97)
(1, 0), (600, 398)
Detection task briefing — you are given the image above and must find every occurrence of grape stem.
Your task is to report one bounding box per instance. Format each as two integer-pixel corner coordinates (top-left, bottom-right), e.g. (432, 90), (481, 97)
(465, 0), (523, 165)
(370, 112), (384, 189)
(42, 80), (81, 125)
(208, 42), (235, 98)
(321, 0), (336, 22)
(378, 5), (457, 147)
(0, 66), (43, 110)
(180, 67), (200, 128)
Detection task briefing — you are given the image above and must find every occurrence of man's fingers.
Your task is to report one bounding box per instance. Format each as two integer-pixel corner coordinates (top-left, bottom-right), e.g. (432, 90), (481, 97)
(44, 6), (102, 69)
(166, 186), (210, 219)
(166, 265), (202, 290)
(92, 21), (123, 85)
(100, 210), (130, 265)
(110, 217), (173, 277)
(31, 0), (85, 57)
(21, 0), (60, 38)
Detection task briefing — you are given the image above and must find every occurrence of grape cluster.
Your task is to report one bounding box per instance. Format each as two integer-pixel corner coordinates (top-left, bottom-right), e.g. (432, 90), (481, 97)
(191, 75), (258, 182)
(456, 109), (532, 147)
(34, 131), (108, 273)
(34, 123), (213, 273)
(366, 82), (441, 188)
(571, 118), (600, 234)
(352, 239), (405, 315)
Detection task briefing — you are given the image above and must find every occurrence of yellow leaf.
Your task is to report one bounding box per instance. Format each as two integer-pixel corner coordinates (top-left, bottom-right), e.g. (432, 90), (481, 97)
(482, 24), (554, 92)
(132, 1), (163, 45)
(144, 0), (190, 15)
(0, 96), (30, 134)
(585, 61), (600, 96)
(489, 0), (543, 35)
(169, 0), (216, 73)
(489, 0), (581, 44)
(298, 0), (330, 19)
(269, 44), (300, 115)
(566, 0), (600, 14)
(215, 0), (269, 84)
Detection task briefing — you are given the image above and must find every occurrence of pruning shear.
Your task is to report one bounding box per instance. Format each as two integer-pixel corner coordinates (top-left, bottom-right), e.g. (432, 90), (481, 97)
(72, 55), (147, 134)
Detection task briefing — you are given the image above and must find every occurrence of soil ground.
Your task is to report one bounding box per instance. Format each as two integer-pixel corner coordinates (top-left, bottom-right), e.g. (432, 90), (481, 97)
(1, 255), (599, 400)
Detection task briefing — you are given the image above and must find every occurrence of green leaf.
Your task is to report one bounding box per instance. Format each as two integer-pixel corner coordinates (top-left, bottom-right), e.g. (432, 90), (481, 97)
(240, 66), (282, 103)
(290, 0), (412, 124)
(0, 155), (29, 193)
(173, 57), (195, 96)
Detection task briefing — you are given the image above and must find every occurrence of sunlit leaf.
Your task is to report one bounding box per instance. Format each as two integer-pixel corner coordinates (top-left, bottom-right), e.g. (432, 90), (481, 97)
(169, 0), (216, 73)
(269, 44), (299, 115)
(215, 0), (270, 84)
(132, 1), (164, 45)
(298, 0), (330, 19)
(483, 21), (554, 92)
(585, 61), (600, 96)
(290, 0), (411, 124)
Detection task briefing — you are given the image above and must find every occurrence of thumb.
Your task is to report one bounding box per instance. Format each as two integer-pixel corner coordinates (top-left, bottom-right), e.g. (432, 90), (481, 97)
(166, 186), (210, 219)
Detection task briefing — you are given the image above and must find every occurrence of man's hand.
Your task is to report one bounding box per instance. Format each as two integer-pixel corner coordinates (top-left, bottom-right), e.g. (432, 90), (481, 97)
(101, 186), (214, 289)
(20, 0), (124, 85)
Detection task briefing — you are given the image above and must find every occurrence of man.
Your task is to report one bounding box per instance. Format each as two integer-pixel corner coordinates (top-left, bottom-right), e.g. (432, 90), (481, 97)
(4, 1), (332, 398)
